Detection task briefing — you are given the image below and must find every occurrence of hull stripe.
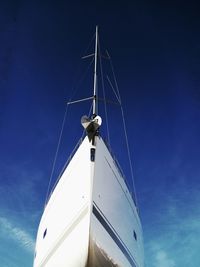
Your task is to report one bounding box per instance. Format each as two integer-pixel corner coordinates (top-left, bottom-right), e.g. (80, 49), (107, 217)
(93, 203), (137, 267)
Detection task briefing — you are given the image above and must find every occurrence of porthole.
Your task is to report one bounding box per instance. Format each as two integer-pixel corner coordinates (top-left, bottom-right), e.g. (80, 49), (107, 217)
(43, 228), (47, 239)
(133, 230), (137, 241)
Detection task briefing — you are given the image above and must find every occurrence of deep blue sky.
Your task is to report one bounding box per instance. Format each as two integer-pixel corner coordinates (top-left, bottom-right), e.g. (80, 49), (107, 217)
(0, 1), (200, 266)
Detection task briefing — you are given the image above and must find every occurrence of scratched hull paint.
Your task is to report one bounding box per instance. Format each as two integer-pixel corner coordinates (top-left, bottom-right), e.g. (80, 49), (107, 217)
(87, 239), (120, 267)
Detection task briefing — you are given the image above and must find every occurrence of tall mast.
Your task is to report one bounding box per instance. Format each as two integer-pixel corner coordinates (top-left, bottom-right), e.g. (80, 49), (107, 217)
(93, 26), (98, 115)
(81, 26), (102, 141)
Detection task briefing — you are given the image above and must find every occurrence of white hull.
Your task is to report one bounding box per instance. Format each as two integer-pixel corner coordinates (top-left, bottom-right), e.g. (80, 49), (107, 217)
(33, 137), (144, 267)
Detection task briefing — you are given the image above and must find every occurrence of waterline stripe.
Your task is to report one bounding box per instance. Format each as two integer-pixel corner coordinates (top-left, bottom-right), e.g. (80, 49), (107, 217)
(93, 204), (137, 267)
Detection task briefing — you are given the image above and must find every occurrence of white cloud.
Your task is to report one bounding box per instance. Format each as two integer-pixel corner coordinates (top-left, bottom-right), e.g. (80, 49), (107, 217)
(147, 242), (176, 267)
(154, 249), (175, 267)
(0, 161), (45, 226)
(0, 216), (35, 253)
(144, 191), (200, 267)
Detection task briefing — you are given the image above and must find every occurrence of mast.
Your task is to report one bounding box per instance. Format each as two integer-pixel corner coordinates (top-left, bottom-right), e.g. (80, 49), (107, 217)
(81, 26), (102, 141)
(93, 26), (98, 115)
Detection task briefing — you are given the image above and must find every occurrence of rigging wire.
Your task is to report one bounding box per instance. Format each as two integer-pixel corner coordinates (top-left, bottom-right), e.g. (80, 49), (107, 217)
(98, 36), (110, 145)
(108, 52), (139, 208)
(44, 91), (94, 209)
(44, 105), (69, 208)
(82, 32), (96, 58)
(106, 50), (121, 102)
(69, 57), (94, 102)
(43, 36), (96, 209)
(44, 104), (89, 208)
(66, 32), (96, 103)
(106, 75), (121, 104)
(43, 33), (138, 211)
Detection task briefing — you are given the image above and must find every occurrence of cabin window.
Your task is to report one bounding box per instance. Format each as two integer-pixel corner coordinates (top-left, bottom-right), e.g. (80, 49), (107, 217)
(133, 230), (137, 241)
(91, 148), (95, 162)
(43, 228), (47, 239)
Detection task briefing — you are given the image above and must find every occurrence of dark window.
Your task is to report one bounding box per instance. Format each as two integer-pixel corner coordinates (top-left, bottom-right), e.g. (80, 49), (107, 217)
(43, 228), (47, 239)
(91, 148), (95, 162)
(133, 230), (137, 241)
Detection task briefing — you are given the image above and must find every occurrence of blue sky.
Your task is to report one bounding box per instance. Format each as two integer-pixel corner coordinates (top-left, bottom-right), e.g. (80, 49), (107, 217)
(0, 1), (200, 267)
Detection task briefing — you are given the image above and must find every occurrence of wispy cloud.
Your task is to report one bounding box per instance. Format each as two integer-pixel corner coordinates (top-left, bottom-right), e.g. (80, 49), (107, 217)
(0, 161), (45, 221)
(0, 216), (35, 253)
(148, 243), (176, 267)
(144, 189), (200, 267)
(154, 250), (175, 267)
